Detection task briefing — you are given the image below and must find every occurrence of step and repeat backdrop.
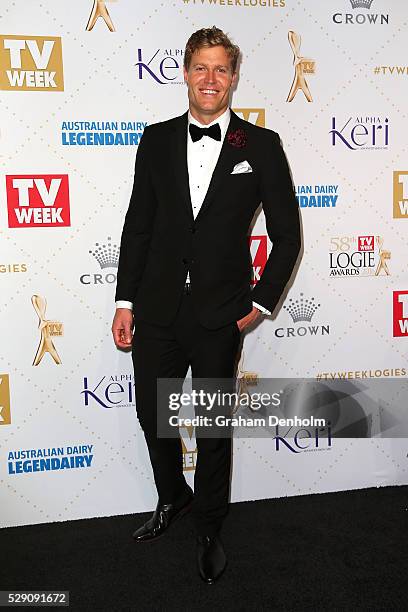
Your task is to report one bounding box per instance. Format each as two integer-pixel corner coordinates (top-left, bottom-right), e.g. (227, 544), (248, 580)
(1, 0), (407, 528)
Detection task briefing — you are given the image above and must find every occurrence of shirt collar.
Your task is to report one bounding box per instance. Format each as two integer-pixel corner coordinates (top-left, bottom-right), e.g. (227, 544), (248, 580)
(188, 108), (230, 141)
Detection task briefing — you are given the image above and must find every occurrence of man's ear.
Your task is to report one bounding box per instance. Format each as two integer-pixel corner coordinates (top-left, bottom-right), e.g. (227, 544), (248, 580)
(231, 71), (237, 86)
(183, 66), (189, 83)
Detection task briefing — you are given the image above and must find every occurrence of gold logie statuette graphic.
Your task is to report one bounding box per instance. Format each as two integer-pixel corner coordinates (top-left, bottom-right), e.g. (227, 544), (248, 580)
(235, 352), (259, 414)
(287, 31), (315, 102)
(375, 237), (391, 276)
(86, 0), (116, 31)
(32, 295), (63, 366)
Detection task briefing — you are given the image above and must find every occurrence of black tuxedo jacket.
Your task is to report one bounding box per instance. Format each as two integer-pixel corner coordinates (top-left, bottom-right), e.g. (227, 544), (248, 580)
(115, 110), (301, 329)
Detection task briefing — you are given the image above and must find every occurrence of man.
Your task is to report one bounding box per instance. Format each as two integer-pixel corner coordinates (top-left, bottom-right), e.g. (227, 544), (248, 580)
(112, 26), (301, 583)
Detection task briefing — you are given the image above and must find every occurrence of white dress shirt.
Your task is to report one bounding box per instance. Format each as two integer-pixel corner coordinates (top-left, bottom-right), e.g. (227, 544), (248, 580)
(116, 108), (270, 315)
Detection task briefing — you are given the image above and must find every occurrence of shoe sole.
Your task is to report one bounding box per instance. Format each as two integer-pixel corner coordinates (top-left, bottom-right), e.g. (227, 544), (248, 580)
(133, 499), (193, 543)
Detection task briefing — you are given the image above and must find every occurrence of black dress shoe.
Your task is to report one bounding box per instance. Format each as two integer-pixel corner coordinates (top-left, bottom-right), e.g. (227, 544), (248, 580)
(133, 492), (193, 542)
(197, 535), (227, 583)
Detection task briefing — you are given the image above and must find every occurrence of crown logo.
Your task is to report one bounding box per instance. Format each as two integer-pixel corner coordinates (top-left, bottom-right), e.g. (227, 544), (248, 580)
(89, 237), (119, 269)
(283, 294), (320, 323)
(350, 0), (374, 9)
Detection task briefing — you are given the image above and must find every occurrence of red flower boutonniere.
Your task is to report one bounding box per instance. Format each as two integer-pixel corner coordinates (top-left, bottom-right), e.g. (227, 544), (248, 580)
(227, 129), (247, 149)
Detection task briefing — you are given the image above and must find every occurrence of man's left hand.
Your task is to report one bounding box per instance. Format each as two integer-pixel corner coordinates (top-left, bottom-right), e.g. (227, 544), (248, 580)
(236, 306), (262, 332)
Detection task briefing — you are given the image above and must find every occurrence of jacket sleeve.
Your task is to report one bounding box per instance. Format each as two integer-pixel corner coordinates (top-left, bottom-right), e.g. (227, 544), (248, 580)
(115, 126), (158, 302)
(251, 131), (301, 314)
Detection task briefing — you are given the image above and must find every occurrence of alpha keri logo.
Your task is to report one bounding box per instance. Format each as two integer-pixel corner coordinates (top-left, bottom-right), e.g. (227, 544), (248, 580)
(233, 108), (265, 127)
(6, 175), (70, 228)
(393, 171), (408, 218)
(393, 291), (408, 337)
(330, 116), (389, 150)
(135, 48), (184, 85)
(81, 374), (135, 409)
(0, 375), (11, 425)
(0, 35), (63, 91)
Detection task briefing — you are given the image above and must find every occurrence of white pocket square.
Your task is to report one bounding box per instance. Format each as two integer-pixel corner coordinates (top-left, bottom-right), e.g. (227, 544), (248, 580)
(231, 160), (253, 174)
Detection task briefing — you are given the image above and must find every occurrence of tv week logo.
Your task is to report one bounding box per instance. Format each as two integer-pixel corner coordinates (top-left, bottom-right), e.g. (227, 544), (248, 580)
(393, 291), (408, 337)
(393, 171), (408, 218)
(0, 35), (64, 91)
(249, 235), (267, 285)
(358, 235), (374, 251)
(6, 175), (70, 228)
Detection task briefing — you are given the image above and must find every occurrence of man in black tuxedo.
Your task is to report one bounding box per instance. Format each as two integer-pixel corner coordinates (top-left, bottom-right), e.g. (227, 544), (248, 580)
(112, 26), (300, 583)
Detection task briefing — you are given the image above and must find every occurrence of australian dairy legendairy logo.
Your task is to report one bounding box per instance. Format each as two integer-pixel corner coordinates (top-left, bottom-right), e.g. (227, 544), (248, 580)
(7, 444), (94, 474)
(61, 120), (147, 146)
(296, 184), (339, 208)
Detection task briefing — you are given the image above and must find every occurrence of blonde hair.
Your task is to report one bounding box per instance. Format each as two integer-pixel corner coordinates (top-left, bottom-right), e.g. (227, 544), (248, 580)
(184, 26), (240, 73)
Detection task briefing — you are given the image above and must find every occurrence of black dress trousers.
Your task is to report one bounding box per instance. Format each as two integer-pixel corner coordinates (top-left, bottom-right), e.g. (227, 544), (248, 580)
(132, 288), (241, 536)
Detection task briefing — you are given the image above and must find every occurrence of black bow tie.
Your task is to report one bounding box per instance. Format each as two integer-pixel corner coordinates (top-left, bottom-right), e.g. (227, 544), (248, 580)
(189, 123), (221, 143)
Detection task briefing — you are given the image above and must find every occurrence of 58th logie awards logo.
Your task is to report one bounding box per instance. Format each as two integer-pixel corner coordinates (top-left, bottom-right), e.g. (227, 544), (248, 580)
(32, 295), (63, 366)
(287, 31), (315, 102)
(329, 235), (391, 277)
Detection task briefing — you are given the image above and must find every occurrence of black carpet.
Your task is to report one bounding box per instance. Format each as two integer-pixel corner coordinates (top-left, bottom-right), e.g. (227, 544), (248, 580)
(1, 486), (408, 611)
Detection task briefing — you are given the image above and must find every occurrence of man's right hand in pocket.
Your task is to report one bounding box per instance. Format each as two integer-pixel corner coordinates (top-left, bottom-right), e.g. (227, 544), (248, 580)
(112, 308), (134, 349)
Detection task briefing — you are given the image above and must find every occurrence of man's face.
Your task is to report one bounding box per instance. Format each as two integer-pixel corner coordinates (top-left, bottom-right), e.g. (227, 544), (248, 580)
(183, 45), (236, 123)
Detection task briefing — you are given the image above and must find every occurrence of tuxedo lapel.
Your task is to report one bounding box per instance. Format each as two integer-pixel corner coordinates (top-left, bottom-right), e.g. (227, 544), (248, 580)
(172, 112), (194, 222)
(195, 110), (243, 222)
